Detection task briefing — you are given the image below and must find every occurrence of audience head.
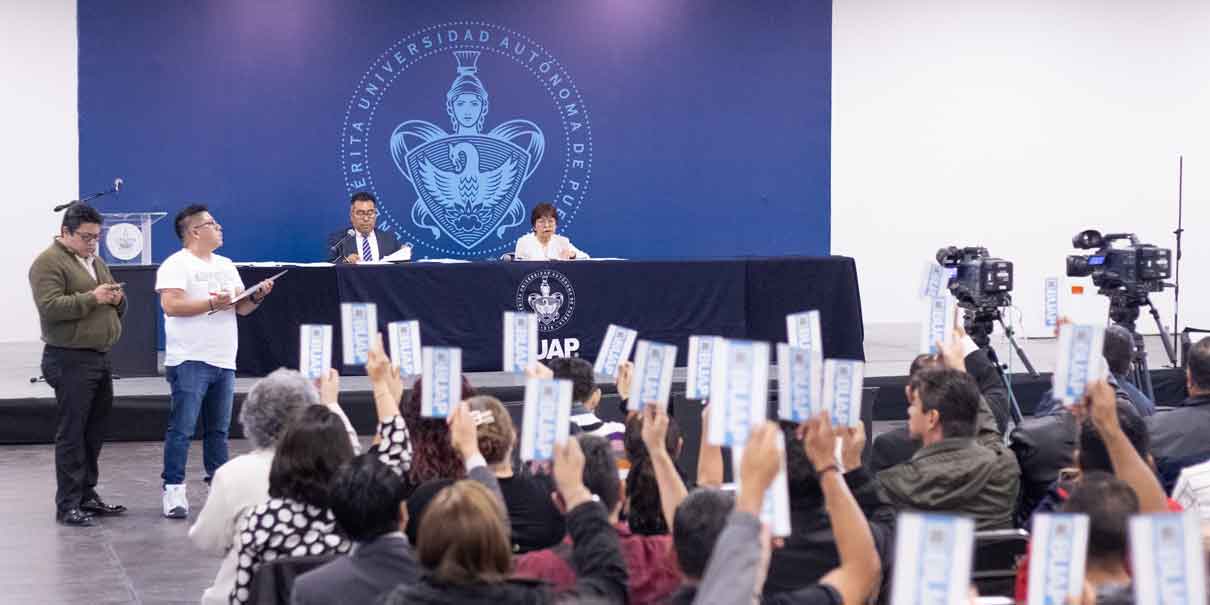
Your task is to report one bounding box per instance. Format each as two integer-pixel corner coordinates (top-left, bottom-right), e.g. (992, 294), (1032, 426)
(240, 369), (318, 450)
(1189, 336), (1210, 396)
(904, 353), (944, 401)
(672, 488), (735, 580)
(545, 357), (601, 411)
(417, 480), (511, 585)
(59, 203), (103, 258)
(1102, 326), (1135, 377)
(1062, 472), (1138, 566)
(1077, 400), (1150, 473)
(331, 454), (408, 542)
(466, 395), (515, 466)
(405, 478), (455, 546)
(578, 434), (623, 518)
(624, 412), (682, 535)
(268, 405), (356, 509)
(780, 420), (824, 505)
(401, 376), (477, 485)
(907, 367), (979, 443)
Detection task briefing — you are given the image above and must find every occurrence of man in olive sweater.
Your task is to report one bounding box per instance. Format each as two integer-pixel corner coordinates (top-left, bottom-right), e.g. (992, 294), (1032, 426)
(29, 204), (128, 526)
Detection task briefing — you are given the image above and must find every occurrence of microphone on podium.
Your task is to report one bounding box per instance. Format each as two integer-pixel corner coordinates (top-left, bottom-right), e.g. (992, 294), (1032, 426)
(330, 229), (357, 262)
(53, 177), (124, 212)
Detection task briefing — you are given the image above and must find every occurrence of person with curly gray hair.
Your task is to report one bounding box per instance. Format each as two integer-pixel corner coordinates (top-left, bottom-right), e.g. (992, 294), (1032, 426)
(189, 368), (356, 605)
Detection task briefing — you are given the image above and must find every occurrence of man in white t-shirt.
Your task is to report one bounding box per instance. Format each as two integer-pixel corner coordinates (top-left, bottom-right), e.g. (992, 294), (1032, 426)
(155, 204), (276, 519)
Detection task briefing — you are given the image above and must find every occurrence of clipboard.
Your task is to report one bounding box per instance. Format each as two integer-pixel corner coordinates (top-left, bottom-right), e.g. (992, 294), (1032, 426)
(207, 269), (288, 315)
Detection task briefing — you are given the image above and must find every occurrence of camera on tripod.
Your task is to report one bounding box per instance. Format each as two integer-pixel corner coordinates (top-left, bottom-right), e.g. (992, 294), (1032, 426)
(1065, 230), (1171, 294)
(935, 246), (1014, 310)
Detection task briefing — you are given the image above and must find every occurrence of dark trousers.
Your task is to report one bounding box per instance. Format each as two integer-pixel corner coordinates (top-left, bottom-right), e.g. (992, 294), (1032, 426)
(41, 346), (113, 512)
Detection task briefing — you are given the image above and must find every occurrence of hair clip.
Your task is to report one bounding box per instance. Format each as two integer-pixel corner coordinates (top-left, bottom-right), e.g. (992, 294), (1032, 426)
(470, 410), (495, 426)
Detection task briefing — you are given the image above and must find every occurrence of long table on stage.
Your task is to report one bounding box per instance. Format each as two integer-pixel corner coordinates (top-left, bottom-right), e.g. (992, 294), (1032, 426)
(110, 257), (864, 377)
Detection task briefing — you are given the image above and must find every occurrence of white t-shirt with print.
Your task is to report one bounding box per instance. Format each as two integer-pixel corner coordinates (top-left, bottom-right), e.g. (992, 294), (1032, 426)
(156, 249), (245, 370)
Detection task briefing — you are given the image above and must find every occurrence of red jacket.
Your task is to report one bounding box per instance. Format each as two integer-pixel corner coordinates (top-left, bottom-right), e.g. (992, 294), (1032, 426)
(514, 522), (682, 605)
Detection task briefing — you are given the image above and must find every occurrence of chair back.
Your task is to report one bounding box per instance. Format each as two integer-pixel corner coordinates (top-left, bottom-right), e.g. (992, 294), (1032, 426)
(972, 528), (1029, 597)
(246, 554), (339, 605)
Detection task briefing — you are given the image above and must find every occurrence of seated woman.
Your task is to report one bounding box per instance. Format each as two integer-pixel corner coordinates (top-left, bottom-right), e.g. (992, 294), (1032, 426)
(513, 202), (589, 260)
(398, 375), (478, 494)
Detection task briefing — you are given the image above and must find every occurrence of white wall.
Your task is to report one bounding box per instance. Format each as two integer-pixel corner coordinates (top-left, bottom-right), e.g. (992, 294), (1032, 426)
(833, 0), (1210, 344)
(0, 0), (78, 343)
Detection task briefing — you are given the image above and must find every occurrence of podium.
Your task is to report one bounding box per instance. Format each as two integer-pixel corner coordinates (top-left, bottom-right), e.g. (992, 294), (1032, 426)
(100, 212), (166, 266)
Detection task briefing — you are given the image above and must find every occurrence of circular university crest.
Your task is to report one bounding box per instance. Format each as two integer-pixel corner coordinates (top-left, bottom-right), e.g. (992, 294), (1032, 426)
(515, 269), (576, 333)
(105, 223), (143, 261)
(340, 22), (593, 258)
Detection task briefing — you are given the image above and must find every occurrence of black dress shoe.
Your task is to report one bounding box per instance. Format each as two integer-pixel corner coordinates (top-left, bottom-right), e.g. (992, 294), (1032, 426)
(80, 497), (127, 516)
(56, 509), (95, 527)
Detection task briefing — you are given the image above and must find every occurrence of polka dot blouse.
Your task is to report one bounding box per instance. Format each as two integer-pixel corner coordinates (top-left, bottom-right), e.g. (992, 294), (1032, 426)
(229, 415), (412, 605)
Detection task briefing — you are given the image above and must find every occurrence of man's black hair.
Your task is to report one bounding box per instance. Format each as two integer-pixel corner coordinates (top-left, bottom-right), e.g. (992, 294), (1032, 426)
(61, 204), (103, 234)
(1078, 400), (1149, 473)
(672, 488), (735, 579)
(545, 357), (596, 404)
(350, 191), (377, 205)
(173, 204), (209, 241)
(330, 453), (408, 542)
(909, 367), (980, 438)
(578, 434), (621, 513)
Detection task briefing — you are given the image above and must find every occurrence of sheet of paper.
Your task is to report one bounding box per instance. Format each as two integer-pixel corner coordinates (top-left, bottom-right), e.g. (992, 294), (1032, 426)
(1027, 514), (1090, 605)
(627, 340), (677, 411)
(387, 320), (422, 377)
(298, 324), (332, 380)
(821, 359), (864, 427)
(777, 343), (822, 423)
(340, 302), (377, 366)
(890, 513), (975, 605)
(593, 324), (638, 378)
(685, 335), (722, 400)
(918, 295), (955, 355)
(786, 310), (823, 354)
(1052, 323), (1106, 405)
(731, 432), (792, 537)
(1130, 513), (1207, 605)
(706, 339), (771, 447)
(519, 377), (573, 462)
(420, 346), (461, 418)
(502, 311), (539, 373)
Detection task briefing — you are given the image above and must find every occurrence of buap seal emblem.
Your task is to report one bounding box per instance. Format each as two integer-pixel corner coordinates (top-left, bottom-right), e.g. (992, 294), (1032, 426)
(340, 23), (593, 257)
(515, 269), (575, 333)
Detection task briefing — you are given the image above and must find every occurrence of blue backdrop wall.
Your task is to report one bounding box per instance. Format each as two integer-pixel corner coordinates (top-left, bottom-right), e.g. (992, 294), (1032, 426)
(78, 0), (831, 262)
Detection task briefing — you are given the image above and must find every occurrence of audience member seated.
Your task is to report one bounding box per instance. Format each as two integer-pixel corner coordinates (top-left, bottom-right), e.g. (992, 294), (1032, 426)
(190, 369), (319, 605)
(467, 394), (565, 554)
(623, 410), (684, 536)
(378, 428), (629, 604)
(762, 418), (896, 598)
(876, 367), (1021, 530)
(869, 323), (1012, 474)
(290, 454), (418, 605)
(398, 374), (477, 492)
(1149, 336), (1210, 491)
(1009, 411), (1077, 527)
(515, 411), (683, 604)
(545, 357), (625, 444)
(692, 417), (881, 605)
(1064, 473), (1138, 604)
(663, 489), (736, 605)
(231, 334), (412, 605)
(1033, 325), (1155, 417)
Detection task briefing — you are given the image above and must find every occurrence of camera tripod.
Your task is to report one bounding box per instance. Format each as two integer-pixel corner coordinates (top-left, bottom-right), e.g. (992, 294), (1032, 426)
(961, 305), (1037, 429)
(1106, 290), (1177, 401)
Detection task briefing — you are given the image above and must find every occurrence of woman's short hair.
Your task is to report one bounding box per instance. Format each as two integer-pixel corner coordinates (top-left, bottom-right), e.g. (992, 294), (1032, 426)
(269, 405), (356, 509)
(240, 369), (319, 450)
(417, 480), (512, 585)
(466, 396), (514, 466)
(402, 376), (477, 486)
(530, 202), (558, 227)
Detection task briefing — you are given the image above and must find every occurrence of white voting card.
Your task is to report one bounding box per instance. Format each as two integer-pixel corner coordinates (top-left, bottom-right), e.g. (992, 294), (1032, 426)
(593, 324), (638, 378)
(777, 343), (822, 423)
(890, 513), (975, 605)
(918, 295), (955, 355)
(1043, 277), (1060, 330)
(298, 324), (332, 380)
(786, 310), (824, 354)
(420, 346), (461, 418)
(627, 340), (677, 411)
(340, 302), (377, 366)
(502, 311), (539, 373)
(387, 320), (422, 377)
(1026, 514), (1090, 605)
(731, 432), (792, 537)
(520, 378), (573, 462)
(821, 359), (864, 428)
(920, 262), (949, 299)
(686, 335), (723, 400)
(706, 339), (771, 447)
(1130, 513), (1207, 605)
(1052, 323), (1106, 405)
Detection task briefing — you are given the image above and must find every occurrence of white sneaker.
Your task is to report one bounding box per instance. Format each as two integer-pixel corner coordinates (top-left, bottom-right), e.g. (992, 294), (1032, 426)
(162, 484), (188, 519)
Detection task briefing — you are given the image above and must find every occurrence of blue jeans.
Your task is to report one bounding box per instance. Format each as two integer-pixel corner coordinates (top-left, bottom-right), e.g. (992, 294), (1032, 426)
(162, 361), (235, 485)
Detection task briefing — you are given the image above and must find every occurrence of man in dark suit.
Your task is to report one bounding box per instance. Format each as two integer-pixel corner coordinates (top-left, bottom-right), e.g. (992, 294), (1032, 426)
(291, 454), (418, 605)
(1148, 336), (1210, 491)
(326, 191), (402, 263)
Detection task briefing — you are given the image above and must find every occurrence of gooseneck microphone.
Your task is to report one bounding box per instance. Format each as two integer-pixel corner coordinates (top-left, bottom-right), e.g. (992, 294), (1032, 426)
(330, 229), (357, 263)
(53, 177), (125, 212)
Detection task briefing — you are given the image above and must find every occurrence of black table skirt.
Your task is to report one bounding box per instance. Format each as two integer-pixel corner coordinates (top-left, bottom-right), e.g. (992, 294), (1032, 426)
(111, 256), (864, 376)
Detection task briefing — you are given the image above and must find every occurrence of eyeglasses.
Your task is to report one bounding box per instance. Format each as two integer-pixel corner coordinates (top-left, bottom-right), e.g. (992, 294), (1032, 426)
(193, 220), (219, 231)
(76, 232), (101, 243)
(353, 210), (378, 218)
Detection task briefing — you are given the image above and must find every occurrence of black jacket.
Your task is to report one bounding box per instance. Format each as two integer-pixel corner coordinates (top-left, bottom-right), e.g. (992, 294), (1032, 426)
(292, 534), (418, 605)
(326, 228), (402, 261)
(1008, 412), (1077, 527)
(378, 501), (627, 605)
(1148, 394), (1210, 492)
